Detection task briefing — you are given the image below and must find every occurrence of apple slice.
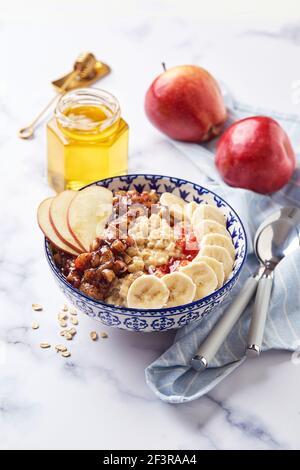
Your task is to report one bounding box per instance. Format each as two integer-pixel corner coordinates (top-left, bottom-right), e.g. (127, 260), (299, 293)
(68, 186), (113, 252)
(37, 198), (80, 256)
(50, 190), (85, 252)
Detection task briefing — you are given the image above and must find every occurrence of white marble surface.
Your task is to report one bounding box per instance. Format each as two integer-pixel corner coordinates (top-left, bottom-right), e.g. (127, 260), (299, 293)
(1, 1), (300, 450)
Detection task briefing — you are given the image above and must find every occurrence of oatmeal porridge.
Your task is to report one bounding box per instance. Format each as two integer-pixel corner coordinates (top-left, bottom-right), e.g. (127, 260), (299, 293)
(49, 188), (235, 309)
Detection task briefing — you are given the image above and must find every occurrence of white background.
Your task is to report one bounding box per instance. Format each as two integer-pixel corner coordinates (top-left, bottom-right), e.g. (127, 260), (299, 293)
(1, 0), (300, 451)
(1, 0), (300, 21)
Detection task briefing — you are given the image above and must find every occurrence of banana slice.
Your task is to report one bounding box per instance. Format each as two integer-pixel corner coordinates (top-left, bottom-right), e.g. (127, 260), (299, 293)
(192, 255), (224, 288)
(192, 204), (227, 227)
(180, 262), (218, 300)
(160, 192), (186, 220)
(162, 272), (196, 307)
(194, 219), (231, 242)
(160, 192), (186, 208)
(199, 245), (233, 280)
(201, 233), (235, 261)
(185, 201), (198, 220)
(127, 275), (169, 309)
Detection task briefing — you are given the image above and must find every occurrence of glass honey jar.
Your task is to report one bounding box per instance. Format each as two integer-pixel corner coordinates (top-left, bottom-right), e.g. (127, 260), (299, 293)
(47, 88), (129, 192)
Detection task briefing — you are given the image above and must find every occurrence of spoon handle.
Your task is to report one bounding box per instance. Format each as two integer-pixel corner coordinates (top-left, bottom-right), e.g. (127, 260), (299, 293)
(246, 271), (273, 356)
(191, 275), (258, 371)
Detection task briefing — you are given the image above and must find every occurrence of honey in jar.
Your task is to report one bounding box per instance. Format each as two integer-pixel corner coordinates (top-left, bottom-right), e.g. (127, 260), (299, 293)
(47, 88), (129, 192)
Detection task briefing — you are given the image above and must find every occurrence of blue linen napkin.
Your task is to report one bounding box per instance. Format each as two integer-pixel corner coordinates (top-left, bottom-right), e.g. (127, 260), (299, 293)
(145, 96), (300, 403)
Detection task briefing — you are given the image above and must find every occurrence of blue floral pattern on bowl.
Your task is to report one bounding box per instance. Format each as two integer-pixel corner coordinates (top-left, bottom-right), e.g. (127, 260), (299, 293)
(45, 174), (247, 332)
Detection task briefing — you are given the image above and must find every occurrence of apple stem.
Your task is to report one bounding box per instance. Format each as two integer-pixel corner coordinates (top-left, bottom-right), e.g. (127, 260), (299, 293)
(161, 62), (167, 72)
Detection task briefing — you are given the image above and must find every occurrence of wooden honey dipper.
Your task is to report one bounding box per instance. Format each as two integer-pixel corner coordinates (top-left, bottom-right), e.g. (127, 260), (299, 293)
(19, 52), (97, 139)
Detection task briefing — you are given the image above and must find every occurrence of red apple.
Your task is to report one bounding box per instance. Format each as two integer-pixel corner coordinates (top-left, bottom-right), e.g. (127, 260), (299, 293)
(145, 65), (227, 142)
(215, 116), (296, 194)
(37, 198), (80, 256)
(50, 190), (85, 252)
(68, 186), (113, 251)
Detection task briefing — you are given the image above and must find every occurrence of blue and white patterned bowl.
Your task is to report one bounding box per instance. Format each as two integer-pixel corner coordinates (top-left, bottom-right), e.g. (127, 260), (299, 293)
(45, 174), (247, 332)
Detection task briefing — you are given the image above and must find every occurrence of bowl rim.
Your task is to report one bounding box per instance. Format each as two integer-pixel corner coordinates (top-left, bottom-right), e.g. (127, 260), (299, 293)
(45, 173), (248, 314)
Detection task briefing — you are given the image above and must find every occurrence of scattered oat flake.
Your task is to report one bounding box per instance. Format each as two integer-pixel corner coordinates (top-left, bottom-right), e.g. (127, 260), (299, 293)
(60, 330), (67, 337)
(32, 303), (43, 311)
(55, 345), (67, 353)
(90, 331), (98, 341)
(40, 342), (51, 349)
(69, 308), (77, 315)
(58, 312), (68, 321)
(62, 304), (68, 312)
(31, 321), (39, 330)
(68, 328), (77, 336)
(70, 316), (78, 325)
(65, 333), (73, 340)
(100, 332), (108, 339)
(61, 351), (71, 358)
(59, 320), (67, 328)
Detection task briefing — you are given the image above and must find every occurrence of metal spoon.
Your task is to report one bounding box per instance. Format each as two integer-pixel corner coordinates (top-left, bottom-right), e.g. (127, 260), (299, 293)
(191, 206), (300, 371)
(247, 208), (300, 355)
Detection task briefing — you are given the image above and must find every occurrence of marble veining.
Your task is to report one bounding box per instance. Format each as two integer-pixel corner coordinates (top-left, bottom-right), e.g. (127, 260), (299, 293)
(243, 22), (300, 45)
(0, 5), (300, 450)
(204, 395), (284, 449)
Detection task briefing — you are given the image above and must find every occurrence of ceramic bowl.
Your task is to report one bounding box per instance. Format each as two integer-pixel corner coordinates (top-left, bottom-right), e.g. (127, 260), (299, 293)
(45, 174), (247, 332)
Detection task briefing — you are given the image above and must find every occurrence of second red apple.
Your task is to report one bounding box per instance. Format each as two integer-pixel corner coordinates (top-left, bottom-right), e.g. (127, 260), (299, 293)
(215, 116), (296, 194)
